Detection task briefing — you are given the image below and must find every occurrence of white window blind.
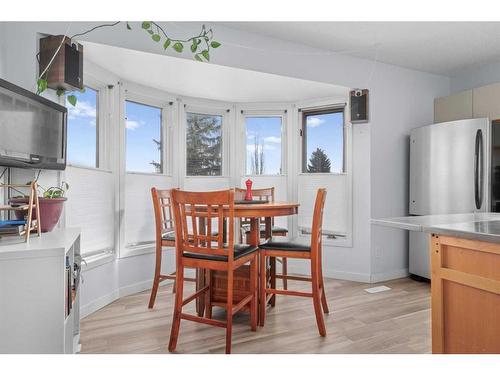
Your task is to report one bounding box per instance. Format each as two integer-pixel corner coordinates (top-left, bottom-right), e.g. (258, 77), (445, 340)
(65, 166), (114, 256)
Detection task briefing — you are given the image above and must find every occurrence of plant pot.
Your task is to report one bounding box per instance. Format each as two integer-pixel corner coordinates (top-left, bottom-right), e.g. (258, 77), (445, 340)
(9, 196), (67, 233)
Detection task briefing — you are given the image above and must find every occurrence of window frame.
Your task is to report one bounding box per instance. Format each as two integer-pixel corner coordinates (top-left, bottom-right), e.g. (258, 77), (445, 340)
(243, 112), (286, 177)
(301, 106), (346, 175)
(123, 90), (172, 177)
(183, 105), (229, 178)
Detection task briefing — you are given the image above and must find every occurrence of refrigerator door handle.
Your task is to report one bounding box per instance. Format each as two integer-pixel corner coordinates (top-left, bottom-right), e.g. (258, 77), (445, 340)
(475, 129), (484, 209)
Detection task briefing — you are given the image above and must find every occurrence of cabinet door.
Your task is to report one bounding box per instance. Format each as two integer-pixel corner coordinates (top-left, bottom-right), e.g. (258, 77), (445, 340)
(473, 82), (500, 120)
(434, 90), (473, 123)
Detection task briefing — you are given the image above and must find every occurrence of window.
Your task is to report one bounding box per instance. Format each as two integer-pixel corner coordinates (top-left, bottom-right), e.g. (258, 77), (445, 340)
(125, 100), (163, 174)
(66, 87), (98, 168)
(245, 116), (282, 175)
(302, 108), (344, 173)
(186, 112), (222, 176)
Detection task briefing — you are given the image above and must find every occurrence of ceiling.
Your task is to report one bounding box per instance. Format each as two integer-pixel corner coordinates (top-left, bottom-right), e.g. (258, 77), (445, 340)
(83, 42), (346, 103)
(219, 22), (500, 76)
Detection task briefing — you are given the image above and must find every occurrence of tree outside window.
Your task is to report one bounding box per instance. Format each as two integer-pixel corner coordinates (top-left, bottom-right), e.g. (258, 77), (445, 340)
(186, 112), (222, 176)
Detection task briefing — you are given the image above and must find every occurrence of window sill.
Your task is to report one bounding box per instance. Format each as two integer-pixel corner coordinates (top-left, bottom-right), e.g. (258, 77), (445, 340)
(82, 252), (115, 271)
(67, 164), (113, 173)
(244, 174), (287, 178)
(125, 171), (172, 177)
(298, 172), (348, 176)
(119, 243), (174, 258)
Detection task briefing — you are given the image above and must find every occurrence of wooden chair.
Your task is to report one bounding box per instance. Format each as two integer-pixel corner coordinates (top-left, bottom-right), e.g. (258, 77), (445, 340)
(148, 187), (196, 309)
(168, 189), (259, 354)
(235, 187), (289, 290)
(258, 188), (329, 336)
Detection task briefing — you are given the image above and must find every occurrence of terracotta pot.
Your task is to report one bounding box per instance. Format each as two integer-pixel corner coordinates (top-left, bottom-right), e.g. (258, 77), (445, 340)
(9, 196), (67, 233)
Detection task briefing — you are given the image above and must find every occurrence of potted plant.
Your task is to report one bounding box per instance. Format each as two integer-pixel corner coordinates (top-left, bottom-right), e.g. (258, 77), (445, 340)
(9, 182), (69, 233)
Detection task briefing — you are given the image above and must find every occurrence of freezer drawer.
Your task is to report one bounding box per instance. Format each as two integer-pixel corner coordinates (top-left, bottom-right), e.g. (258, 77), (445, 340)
(409, 231), (430, 279)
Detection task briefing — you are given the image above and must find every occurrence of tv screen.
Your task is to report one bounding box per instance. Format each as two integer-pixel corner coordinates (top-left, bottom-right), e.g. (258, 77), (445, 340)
(0, 78), (67, 170)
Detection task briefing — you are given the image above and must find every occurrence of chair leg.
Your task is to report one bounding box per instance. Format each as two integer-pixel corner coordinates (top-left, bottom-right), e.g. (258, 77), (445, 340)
(168, 266), (184, 352)
(148, 243), (162, 309)
(172, 279), (176, 294)
(225, 268), (234, 354)
(318, 252), (329, 314)
(249, 257), (258, 331)
(259, 252), (267, 327)
(270, 256), (276, 307)
(311, 258), (327, 337)
(282, 257), (288, 290)
(205, 269), (213, 319)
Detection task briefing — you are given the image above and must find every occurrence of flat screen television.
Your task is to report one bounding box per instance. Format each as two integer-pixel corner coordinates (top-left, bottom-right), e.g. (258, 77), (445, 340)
(0, 78), (67, 170)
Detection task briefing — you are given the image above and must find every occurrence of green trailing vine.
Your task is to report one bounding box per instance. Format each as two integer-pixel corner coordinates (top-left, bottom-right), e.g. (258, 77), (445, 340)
(37, 22), (221, 106)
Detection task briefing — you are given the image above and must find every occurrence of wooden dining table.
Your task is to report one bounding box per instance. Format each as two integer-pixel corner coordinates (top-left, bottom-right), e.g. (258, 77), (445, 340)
(194, 200), (299, 317)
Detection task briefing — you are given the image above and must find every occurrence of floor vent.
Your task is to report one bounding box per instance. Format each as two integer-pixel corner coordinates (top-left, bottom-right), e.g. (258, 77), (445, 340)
(364, 285), (391, 294)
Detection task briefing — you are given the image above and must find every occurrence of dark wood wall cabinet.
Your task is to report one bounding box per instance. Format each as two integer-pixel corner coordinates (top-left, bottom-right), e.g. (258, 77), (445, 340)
(39, 35), (83, 91)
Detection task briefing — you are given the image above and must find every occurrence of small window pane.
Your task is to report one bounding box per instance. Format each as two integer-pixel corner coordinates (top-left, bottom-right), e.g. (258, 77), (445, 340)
(245, 117), (282, 175)
(125, 100), (162, 174)
(186, 112), (222, 176)
(66, 87), (98, 168)
(303, 110), (344, 173)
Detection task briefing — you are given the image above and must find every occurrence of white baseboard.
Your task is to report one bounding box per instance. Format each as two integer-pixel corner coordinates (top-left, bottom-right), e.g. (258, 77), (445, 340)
(80, 290), (119, 319)
(286, 263), (371, 283)
(370, 268), (409, 283)
(81, 278), (175, 319)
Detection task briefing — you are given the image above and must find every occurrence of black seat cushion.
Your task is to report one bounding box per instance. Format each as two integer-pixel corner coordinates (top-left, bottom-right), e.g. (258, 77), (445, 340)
(161, 231), (176, 242)
(242, 224), (288, 234)
(183, 244), (258, 262)
(259, 240), (310, 252)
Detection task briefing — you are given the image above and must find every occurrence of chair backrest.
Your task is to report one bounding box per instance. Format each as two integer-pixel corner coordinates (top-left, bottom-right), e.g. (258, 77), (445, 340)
(171, 189), (235, 261)
(151, 187), (175, 243)
(310, 188), (327, 255)
(234, 187), (274, 202)
(235, 187), (275, 228)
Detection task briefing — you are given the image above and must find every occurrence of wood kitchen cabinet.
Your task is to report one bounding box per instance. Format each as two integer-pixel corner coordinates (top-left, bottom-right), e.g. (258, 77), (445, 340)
(430, 234), (500, 353)
(434, 90), (473, 123)
(473, 82), (500, 120)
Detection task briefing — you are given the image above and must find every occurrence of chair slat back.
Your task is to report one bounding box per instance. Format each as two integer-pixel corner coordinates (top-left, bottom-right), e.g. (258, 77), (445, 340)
(151, 188), (175, 243)
(171, 189), (235, 261)
(235, 187), (275, 227)
(310, 188), (327, 256)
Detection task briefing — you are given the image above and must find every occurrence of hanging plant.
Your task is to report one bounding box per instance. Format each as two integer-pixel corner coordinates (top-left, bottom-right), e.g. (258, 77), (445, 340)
(36, 22), (221, 106)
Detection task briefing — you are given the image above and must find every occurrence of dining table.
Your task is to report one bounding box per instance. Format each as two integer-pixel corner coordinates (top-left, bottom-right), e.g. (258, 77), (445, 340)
(194, 200), (299, 317)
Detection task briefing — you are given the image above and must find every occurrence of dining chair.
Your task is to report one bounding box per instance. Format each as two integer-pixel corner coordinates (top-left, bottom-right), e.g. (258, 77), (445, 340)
(148, 187), (196, 309)
(168, 189), (259, 354)
(235, 187), (289, 290)
(258, 188), (329, 336)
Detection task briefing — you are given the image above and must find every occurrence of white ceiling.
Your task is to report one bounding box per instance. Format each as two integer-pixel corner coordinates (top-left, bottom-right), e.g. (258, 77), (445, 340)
(83, 42), (346, 103)
(219, 22), (500, 76)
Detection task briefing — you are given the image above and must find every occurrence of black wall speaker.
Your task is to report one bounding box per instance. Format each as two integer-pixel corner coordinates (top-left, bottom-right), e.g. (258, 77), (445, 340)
(350, 89), (369, 123)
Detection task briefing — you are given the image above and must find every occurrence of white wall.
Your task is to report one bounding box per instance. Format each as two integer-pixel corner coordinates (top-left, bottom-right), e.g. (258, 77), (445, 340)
(0, 22), (451, 315)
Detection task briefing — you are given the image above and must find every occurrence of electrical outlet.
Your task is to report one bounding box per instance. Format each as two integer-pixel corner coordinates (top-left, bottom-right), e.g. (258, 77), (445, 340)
(374, 247), (382, 258)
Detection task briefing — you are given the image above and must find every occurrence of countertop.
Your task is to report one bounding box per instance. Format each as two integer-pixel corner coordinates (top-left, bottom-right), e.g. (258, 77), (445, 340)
(372, 213), (500, 243)
(0, 227), (81, 259)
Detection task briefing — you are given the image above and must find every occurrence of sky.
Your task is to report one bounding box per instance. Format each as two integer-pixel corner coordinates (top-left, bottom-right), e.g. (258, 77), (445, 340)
(125, 100), (162, 173)
(66, 88), (98, 167)
(246, 116), (282, 175)
(305, 112), (344, 173)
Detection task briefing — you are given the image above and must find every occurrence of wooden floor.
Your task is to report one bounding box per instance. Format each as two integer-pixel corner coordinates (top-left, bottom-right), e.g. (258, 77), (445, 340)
(80, 277), (431, 354)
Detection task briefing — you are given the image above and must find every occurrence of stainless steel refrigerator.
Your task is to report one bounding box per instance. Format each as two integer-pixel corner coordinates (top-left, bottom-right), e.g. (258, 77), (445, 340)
(409, 117), (496, 279)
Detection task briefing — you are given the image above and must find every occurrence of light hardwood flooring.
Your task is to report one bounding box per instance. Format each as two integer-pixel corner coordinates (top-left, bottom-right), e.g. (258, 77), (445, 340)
(80, 277), (431, 354)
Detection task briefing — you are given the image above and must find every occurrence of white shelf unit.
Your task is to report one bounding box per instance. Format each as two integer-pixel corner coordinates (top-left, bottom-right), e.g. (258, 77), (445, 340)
(0, 228), (81, 353)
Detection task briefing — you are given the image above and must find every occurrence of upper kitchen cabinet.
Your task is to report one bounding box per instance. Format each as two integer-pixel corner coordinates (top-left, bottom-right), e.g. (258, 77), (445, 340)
(434, 90), (473, 123)
(473, 82), (500, 120)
